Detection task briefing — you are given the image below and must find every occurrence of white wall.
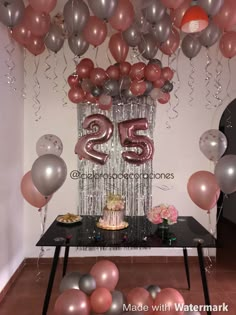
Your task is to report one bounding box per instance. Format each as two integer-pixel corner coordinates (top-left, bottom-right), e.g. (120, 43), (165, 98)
(23, 34), (236, 258)
(0, 25), (24, 291)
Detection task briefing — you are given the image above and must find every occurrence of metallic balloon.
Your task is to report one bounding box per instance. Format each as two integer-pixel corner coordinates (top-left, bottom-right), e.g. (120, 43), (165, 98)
(36, 134), (63, 157)
(199, 129), (227, 162)
(150, 13), (171, 43)
(91, 86), (103, 97)
(148, 58), (162, 67)
(119, 76), (131, 91)
(68, 33), (89, 56)
(122, 88), (136, 98)
(146, 284), (161, 299)
(103, 79), (119, 96)
(31, 154), (67, 196)
(144, 81), (153, 95)
(88, 0), (118, 20)
(0, 0), (25, 28)
(215, 155), (236, 194)
(123, 23), (142, 47)
(161, 80), (173, 93)
(199, 21), (221, 48)
(44, 24), (64, 53)
(198, 0), (224, 16)
(105, 290), (126, 315)
(138, 34), (159, 60)
(63, 0), (89, 35)
(59, 272), (81, 293)
(181, 34), (201, 59)
(79, 274), (96, 295)
(142, 0), (166, 25)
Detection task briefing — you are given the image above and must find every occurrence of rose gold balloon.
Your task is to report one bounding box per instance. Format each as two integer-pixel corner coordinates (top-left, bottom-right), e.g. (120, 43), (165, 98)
(187, 171), (220, 211)
(213, 0), (236, 30)
(29, 0), (57, 14)
(81, 78), (93, 92)
(98, 94), (112, 110)
(90, 68), (108, 86)
(219, 31), (236, 58)
(170, 0), (191, 28)
(68, 87), (85, 103)
(90, 288), (112, 314)
(106, 65), (120, 80)
(161, 0), (185, 9)
(68, 74), (80, 88)
(130, 80), (146, 96)
(12, 23), (31, 46)
(24, 5), (50, 37)
(144, 64), (161, 82)
(83, 16), (107, 47)
(129, 62), (146, 81)
(86, 92), (98, 103)
(153, 77), (165, 88)
(127, 287), (153, 315)
(161, 67), (174, 80)
(80, 58), (94, 70)
(90, 260), (119, 290)
(76, 63), (92, 79)
(109, 32), (129, 63)
(158, 92), (170, 104)
(119, 61), (131, 75)
(21, 171), (52, 208)
(109, 0), (135, 32)
(160, 28), (180, 56)
(153, 288), (184, 315)
(27, 36), (45, 56)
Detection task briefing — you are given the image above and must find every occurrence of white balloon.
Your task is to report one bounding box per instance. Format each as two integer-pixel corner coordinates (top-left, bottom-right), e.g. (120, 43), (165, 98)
(36, 134), (63, 157)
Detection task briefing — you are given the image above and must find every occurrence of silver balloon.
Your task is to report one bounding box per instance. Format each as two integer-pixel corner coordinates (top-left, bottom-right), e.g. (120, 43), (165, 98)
(144, 81), (153, 95)
(91, 86), (103, 97)
(63, 0), (89, 36)
(215, 155), (236, 194)
(181, 34), (201, 59)
(0, 0), (25, 28)
(150, 13), (171, 44)
(123, 23), (142, 47)
(31, 154), (67, 196)
(45, 24), (64, 53)
(199, 129), (227, 162)
(88, 0), (118, 20)
(36, 134), (63, 157)
(146, 284), (161, 299)
(199, 21), (221, 48)
(68, 33), (89, 56)
(122, 88), (135, 98)
(79, 274), (96, 295)
(161, 80), (173, 93)
(105, 290), (126, 315)
(148, 58), (162, 67)
(119, 76), (131, 90)
(198, 0), (224, 16)
(103, 79), (119, 96)
(59, 272), (81, 293)
(142, 0), (166, 25)
(138, 33), (158, 60)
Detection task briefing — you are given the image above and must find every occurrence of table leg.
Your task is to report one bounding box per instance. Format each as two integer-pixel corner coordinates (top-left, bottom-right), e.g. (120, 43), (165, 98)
(197, 244), (211, 315)
(42, 246), (61, 315)
(62, 246), (70, 277)
(183, 248), (190, 290)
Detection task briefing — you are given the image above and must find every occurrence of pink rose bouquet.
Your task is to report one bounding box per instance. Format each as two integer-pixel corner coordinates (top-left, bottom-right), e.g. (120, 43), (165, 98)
(147, 204), (178, 225)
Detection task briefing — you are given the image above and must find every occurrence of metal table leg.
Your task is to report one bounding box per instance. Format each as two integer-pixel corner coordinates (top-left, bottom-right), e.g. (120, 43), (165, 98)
(197, 243), (211, 315)
(183, 247), (191, 290)
(62, 246), (70, 277)
(42, 246), (61, 315)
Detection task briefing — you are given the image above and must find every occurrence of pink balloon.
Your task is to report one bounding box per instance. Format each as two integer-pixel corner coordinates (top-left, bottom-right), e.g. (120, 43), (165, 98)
(109, 0), (135, 32)
(153, 288), (184, 315)
(85, 92), (98, 103)
(90, 260), (119, 290)
(219, 31), (236, 58)
(144, 64), (161, 82)
(12, 23), (31, 46)
(153, 77), (165, 88)
(29, 0), (57, 14)
(119, 61), (131, 76)
(23, 6), (50, 37)
(160, 28), (180, 56)
(76, 63), (92, 79)
(129, 62), (146, 81)
(54, 289), (90, 315)
(80, 58), (94, 70)
(161, 0), (185, 9)
(127, 287), (153, 315)
(106, 65), (120, 80)
(187, 171), (220, 211)
(170, 0), (191, 29)
(90, 68), (108, 86)
(161, 67), (174, 81)
(98, 94), (113, 110)
(83, 16), (107, 47)
(68, 74), (80, 88)
(130, 80), (146, 96)
(90, 288), (112, 314)
(27, 35), (45, 56)
(213, 0), (236, 31)
(109, 33), (129, 63)
(21, 171), (52, 208)
(158, 92), (170, 104)
(68, 87), (85, 103)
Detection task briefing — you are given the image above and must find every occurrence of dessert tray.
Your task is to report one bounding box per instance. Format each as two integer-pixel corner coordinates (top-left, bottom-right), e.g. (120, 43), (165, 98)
(56, 213), (82, 224)
(96, 221), (129, 231)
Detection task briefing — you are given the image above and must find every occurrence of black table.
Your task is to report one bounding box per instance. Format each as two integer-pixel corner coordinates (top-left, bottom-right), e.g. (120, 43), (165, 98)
(36, 216), (216, 315)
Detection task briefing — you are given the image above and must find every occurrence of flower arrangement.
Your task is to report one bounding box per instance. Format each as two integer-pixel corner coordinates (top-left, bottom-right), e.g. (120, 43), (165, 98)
(106, 194), (125, 211)
(147, 204), (178, 225)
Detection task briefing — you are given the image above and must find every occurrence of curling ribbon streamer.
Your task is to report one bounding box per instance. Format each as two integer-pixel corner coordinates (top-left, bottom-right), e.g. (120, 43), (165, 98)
(167, 48), (179, 120)
(53, 53), (59, 92)
(62, 46), (68, 107)
(188, 58), (195, 105)
(44, 49), (52, 81)
(205, 48), (212, 110)
(213, 47), (223, 108)
(33, 56), (41, 122)
(4, 37), (16, 91)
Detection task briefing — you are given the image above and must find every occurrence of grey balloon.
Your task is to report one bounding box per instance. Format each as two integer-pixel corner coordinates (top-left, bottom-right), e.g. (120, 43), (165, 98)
(146, 284), (161, 299)
(31, 154), (67, 196)
(79, 274), (96, 295)
(68, 33), (89, 56)
(161, 80), (173, 93)
(150, 13), (171, 44)
(122, 88), (135, 98)
(138, 33), (158, 60)
(0, 0), (25, 28)
(105, 290), (126, 315)
(91, 86), (103, 97)
(199, 21), (221, 48)
(198, 0), (224, 16)
(181, 34), (201, 59)
(123, 23), (142, 47)
(103, 79), (119, 96)
(59, 272), (81, 293)
(63, 0), (89, 36)
(88, 0), (118, 20)
(215, 155), (236, 194)
(142, 0), (166, 25)
(144, 81), (153, 95)
(148, 58), (162, 67)
(45, 24), (64, 53)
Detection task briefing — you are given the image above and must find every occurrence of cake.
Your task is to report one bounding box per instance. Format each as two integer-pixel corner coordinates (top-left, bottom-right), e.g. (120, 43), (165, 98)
(98, 194), (128, 230)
